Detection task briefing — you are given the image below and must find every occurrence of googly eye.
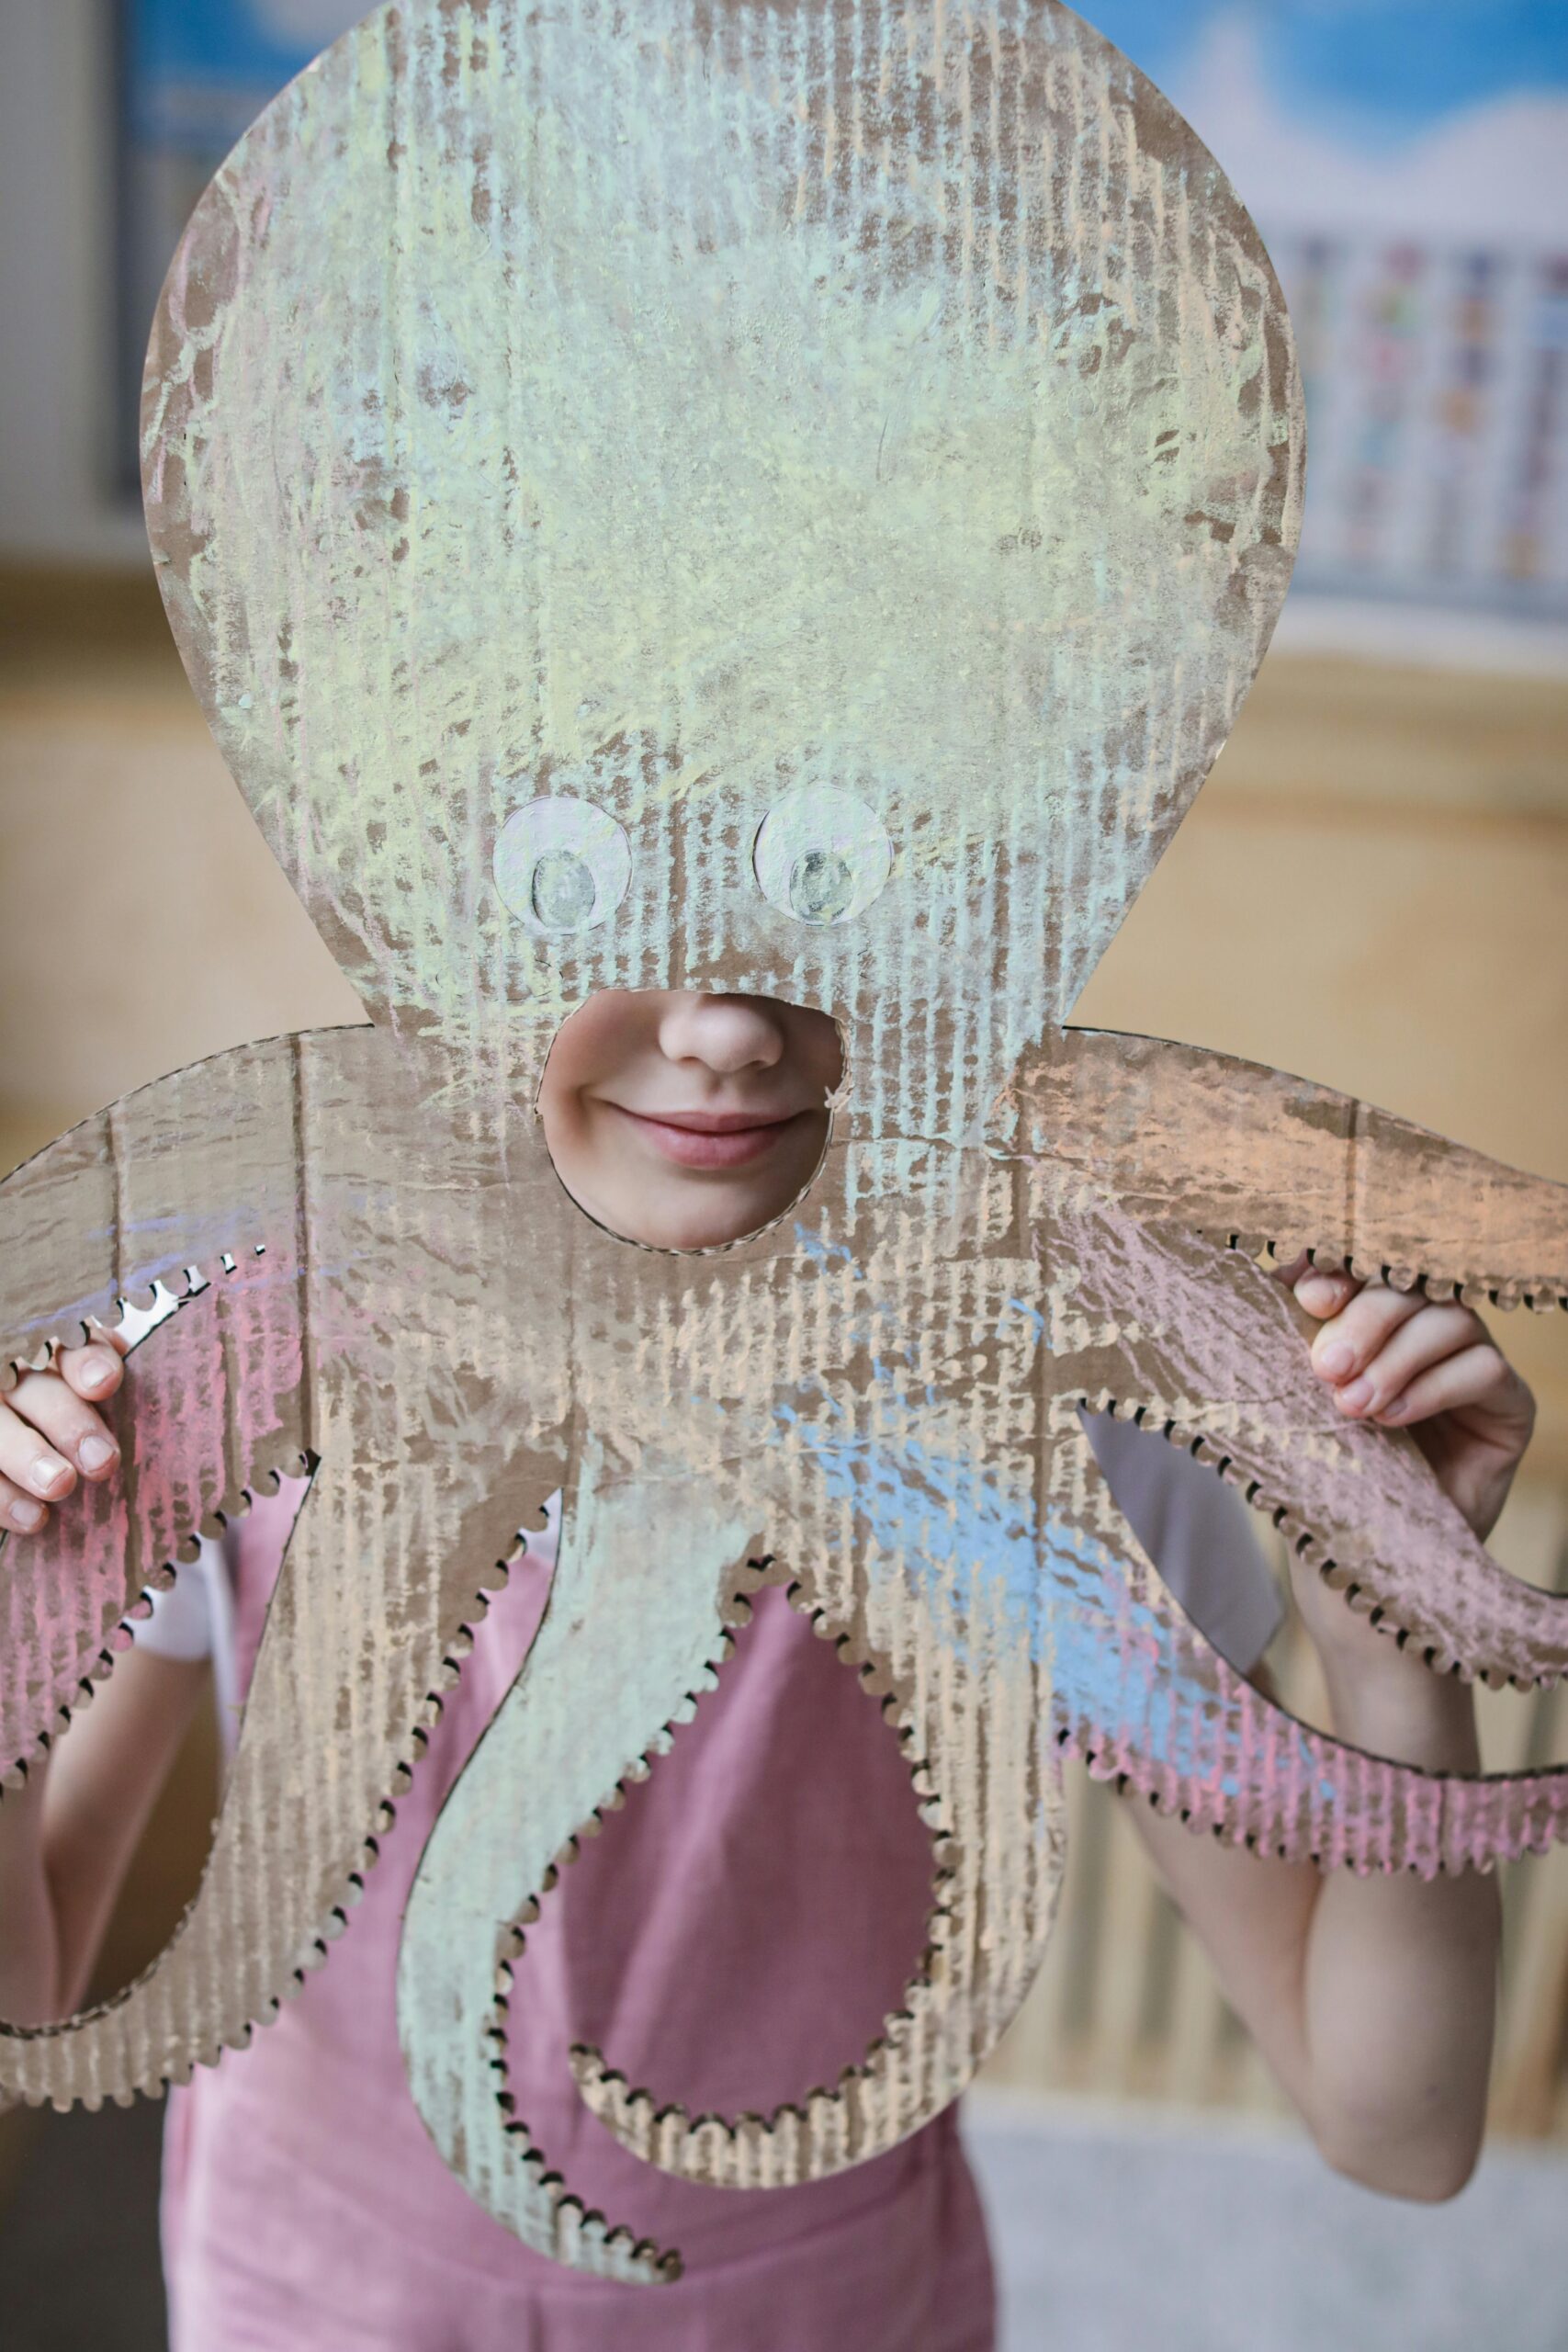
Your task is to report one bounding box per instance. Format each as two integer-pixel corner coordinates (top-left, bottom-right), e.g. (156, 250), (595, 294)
(493, 797), (631, 936)
(753, 786), (892, 927)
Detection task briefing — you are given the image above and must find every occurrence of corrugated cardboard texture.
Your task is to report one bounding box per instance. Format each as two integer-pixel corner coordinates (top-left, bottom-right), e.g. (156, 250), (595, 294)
(2, 0), (1564, 2290)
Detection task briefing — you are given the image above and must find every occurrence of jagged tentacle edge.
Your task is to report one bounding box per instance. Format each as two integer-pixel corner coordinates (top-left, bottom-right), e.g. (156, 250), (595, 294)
(1, 1250), (550, 2115)
(1078, 1388), (1564, 1694)
(2, 1520), (534, 2110)
(462, 1555), (790, 2281)
(3, 1253), (265, 1794)
(1066, 1398), (1568, 1875)
(1210, 1232), (1568, 1318)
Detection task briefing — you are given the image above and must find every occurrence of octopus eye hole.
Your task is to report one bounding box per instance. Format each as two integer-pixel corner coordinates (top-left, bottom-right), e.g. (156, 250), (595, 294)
(754, 787), (892, 927)
(494, 797), (631, 936)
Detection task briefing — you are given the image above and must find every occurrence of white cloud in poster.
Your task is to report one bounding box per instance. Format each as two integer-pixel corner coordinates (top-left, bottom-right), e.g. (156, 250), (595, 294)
(1172, 11), (1568, 243)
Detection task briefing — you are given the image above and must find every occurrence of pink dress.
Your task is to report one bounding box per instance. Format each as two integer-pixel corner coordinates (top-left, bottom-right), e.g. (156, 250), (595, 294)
(146, 1422), (1279, 2346)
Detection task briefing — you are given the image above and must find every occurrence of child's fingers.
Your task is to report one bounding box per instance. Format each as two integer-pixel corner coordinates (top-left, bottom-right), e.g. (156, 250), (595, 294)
(0, 1394), (78, 1504)
(1274, 1254), (1359, 1321)
(1328, 1303), (1494, 1420)
(0, 1468), (50, 1534)
(58, 1334), (129, 1401)
(1308, 1281), (1429, 1383)
(1369, 1340), (1524, 1431)
(3, 1367), (120, 1481)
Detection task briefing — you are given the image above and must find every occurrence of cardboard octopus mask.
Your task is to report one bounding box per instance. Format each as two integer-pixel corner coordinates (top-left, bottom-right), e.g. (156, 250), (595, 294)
(3, 0), (1567, 2291)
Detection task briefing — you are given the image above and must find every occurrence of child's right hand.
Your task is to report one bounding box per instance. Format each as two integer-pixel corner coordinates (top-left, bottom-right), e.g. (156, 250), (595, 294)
(0, 1332), (129, 1535)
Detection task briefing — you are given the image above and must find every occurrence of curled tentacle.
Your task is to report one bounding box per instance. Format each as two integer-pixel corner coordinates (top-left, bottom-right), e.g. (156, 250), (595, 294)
(563, 1425), (1069, 2200)
(1, 1035), (572, 2109)
(395, 1453), (770, 2285)
(1048, 1418), (1568, 1872)
(0, 1272), (541, 2106)
(1005, 1028), (1568, 1308)
(2, 1264), (250, 1791)
(1039, 1170), (1568, 1690)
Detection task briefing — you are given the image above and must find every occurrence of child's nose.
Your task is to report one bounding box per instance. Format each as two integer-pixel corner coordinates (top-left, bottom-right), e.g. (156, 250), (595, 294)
(656, 992), (785, 1074)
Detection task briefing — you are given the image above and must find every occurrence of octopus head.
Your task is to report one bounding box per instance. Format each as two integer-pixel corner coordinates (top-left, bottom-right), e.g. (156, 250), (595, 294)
(144, 0), (1303, 1160)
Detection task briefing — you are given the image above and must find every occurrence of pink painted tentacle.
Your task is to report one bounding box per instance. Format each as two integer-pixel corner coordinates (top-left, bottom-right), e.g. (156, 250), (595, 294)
(1047, 1414), (1568, 1877)
(1039, 1177), (1568, 1691)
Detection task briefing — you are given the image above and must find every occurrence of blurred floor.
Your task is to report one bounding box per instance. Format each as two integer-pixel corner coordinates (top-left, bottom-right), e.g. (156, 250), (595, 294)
(969, 2094), (1568, 2352)
(5, 2091), (1567, 2351)
(0, 2101), (165, 2352)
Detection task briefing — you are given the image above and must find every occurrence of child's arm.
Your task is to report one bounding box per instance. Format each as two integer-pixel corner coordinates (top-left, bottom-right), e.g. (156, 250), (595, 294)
(1128, 1263), (1534, 2201)
(0, 1336), (211, 2027)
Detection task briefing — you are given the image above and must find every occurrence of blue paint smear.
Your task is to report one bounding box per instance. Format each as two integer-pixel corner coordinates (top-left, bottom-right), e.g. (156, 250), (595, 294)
(777, 1399), (1325, 1795)
(793, 1223), (861, 1274)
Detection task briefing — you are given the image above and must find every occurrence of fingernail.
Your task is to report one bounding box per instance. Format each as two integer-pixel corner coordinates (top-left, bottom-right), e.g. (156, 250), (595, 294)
(79, 1435), (118, 1474)
(1337, 1377), (1373, 1413)
(1380, 1396), (1411, 1423)
(9, 1498), (44, 1531)
(1317, 1341), (1356, 1377)
(79, 1351), (117, 1392)
(30, 1453), (71, 1496)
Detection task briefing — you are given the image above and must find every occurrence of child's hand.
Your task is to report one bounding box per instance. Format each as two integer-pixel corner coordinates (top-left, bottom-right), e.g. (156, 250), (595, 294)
(0, 1332), (129, 1535)
(1278, 1256), (1535, 1545)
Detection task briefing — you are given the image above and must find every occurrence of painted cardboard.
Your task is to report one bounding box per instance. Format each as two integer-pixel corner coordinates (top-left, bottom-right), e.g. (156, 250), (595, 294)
(2, 0), (1564, 2291)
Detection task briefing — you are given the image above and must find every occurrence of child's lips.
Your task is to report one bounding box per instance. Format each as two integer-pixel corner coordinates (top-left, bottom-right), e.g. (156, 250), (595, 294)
(604, 1102), (810, 1170)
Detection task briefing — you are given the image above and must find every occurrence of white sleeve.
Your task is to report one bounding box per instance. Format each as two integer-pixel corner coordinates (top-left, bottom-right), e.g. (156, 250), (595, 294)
(130, 1540), (221, 1662)
(1082, 1409), (1285, 1676)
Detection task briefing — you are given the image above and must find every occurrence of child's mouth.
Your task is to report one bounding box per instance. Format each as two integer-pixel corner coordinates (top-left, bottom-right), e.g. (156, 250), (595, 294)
(604, 1103), (810, 1171)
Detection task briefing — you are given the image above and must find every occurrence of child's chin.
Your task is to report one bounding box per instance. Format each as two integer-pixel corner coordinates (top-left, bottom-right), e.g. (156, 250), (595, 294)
(650, 1195), (769, 1253)
(622, 1175), (783, 1254)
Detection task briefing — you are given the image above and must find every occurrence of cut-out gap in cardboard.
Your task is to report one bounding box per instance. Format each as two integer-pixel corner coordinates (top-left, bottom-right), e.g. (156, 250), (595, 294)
(1078, 1405), (1285, 1681)
(487, 1565), (949, 2237)
(536, 989), (845, 1253)
(1, 1460), (315, 2035)
(1079, 1390), (1567, 1693)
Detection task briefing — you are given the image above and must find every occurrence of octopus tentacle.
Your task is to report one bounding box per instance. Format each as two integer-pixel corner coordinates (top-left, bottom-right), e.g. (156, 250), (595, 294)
(3, 1267), (235, 1792)
(1050, 1416), (1568, 1873)
(563, 1443), (1069, 2202)
(568, 1577), (964, 2191)
(1041, 1172), (1568, 1690)
(1005, 1027), (1568, 1308)
(1, 1033), (574, 2109)
(395, 1452), (769, 2285)
(0, 1273), (534, 2104)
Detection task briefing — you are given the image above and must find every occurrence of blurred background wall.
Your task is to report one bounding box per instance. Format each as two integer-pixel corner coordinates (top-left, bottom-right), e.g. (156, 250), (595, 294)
(2, 5), (1567, 2346)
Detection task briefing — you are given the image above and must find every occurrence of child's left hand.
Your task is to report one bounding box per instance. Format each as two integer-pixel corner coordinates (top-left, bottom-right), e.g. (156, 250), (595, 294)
(1276, 1255), (1536, 1545)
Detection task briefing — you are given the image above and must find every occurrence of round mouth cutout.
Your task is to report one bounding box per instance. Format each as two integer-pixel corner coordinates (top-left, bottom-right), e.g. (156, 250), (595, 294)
(535, 989), (845, 1255)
